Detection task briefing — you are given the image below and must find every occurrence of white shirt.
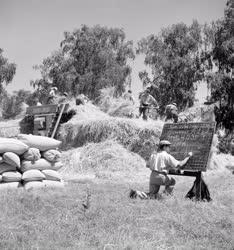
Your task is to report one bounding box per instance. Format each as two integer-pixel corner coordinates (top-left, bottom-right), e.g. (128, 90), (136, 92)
(147, 151), (179, 173)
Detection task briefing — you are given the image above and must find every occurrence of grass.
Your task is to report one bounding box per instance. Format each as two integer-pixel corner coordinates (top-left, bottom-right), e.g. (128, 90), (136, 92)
(0, 167), (232, 250)
(0, 102), (233, 249)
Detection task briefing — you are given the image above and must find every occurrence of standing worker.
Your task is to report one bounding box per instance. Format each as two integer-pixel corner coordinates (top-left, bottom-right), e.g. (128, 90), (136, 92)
(123, 90), (135, 105)
(165, 102), (178, 123)
(139, 88), (158, 120)
(47, 87), (58, 104)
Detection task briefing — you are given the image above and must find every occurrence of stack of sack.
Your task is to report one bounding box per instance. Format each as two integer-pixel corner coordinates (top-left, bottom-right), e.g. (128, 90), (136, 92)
(0, 134), (64, 190)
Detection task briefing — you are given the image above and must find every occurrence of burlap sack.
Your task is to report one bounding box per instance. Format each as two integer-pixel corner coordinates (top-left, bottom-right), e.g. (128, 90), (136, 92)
(18, 134), (61, 151)
(43, 180), (64, 188)
(21, 159), (63, 172)
(0, 138), (29, 155)
(23, 148), (41, 162)
(0, 156), (3, 163)
(24, 181), (45, 190)
(0, 162), (17, 174)
(22, 169), (46, 182)
(2, 171), (22, 182)
(41, 169), (62, 181)
(42, 149), (61, 162)
(0, 182), (22, 190)
(3, 152), (21, 168)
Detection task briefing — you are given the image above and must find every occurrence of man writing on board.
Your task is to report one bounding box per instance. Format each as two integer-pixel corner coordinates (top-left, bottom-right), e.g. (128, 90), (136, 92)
(130, 140), (193, 199)
(147, 140), (193, 198)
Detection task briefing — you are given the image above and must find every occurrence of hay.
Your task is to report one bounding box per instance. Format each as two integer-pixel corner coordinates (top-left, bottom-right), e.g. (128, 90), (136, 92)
(60, 140), (146, 179)
(0, 119), (20, 138)
(59, 109), (163, 160)
(98, 87), (138, 118)
(208, 153), (234, 172)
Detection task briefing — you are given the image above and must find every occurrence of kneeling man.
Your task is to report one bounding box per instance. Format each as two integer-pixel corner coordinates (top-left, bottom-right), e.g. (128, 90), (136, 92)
(146, 140), (193, 198)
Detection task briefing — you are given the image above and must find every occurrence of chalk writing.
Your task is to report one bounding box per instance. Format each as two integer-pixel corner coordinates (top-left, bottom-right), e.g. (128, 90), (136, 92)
(160, 122), (216, 171)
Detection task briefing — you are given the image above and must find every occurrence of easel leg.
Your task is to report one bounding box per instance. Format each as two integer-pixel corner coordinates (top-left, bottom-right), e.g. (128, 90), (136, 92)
(195, 171), (202, 201)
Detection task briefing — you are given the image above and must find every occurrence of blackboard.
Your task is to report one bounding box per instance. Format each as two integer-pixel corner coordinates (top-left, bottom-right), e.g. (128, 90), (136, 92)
(159, 122), (216, 171)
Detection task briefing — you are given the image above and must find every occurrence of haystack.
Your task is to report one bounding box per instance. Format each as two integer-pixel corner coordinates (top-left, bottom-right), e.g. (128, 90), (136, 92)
(60, 140), (146, 180)
(58, 104), (163, 160)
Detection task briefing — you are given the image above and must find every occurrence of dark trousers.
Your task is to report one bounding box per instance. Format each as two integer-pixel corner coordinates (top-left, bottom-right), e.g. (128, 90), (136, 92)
(165, 110), (178, 123)
(139, 104), (149, 120)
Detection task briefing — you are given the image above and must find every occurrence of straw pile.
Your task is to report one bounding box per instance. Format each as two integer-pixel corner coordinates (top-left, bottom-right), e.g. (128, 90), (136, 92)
(0, 135), (64, 190)
(98, 87), (138, 118)
(59, 105), (163, 160)
(61, 140), (146, 180)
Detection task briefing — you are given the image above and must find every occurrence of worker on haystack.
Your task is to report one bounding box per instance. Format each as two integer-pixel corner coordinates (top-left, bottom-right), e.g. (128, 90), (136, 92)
(35, 97), (42, 106)
(130, 140), (193, 199)
(123, 90), (135, 105)
(47, 87), (58, 104)
(76, 94), (89, 106)
(139, 88), (158, 120)
(58, 92), (69, 104)
(165, 102), (178, 123)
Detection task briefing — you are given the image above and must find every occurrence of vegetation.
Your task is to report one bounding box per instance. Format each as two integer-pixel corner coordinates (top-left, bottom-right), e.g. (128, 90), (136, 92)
(137, 20), (204, 113)
(0, 166), (232, 249)
(31, 25), (135, 101)
(202, 0), (233, 131)
(0, 49), (16, 95)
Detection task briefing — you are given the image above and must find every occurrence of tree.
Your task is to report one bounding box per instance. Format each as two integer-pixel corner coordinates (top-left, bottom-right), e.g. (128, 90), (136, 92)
(203, 0), (234, 130)
(137, 20), (204, 113)
(0, 48), (16, 95)
(31, 25), (135, 101)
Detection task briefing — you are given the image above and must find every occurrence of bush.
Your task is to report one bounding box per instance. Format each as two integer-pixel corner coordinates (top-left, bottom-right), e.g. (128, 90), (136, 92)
(1, 96), (22, 119)
(218, 132), (234, 154)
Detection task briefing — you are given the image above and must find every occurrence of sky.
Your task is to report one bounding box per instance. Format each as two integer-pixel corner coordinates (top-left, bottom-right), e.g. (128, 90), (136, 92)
(0, 0), (226, 102)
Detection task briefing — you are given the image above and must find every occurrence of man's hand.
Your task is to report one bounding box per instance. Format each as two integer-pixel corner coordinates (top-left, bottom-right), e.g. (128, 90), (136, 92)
(188, 152), (193, 157)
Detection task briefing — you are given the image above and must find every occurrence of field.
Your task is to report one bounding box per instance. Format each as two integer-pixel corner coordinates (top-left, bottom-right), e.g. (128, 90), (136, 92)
(0, 105), (233, 250)
(0, 164), (233, 250)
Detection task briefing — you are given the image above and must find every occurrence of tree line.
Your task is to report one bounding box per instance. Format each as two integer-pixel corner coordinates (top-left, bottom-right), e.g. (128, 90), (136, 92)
(0, 0), (233, 129)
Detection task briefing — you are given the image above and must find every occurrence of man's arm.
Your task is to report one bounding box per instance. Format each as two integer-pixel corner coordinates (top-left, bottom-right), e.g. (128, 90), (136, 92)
(150, 95), (158, 108)
(177, 152), (193, 169)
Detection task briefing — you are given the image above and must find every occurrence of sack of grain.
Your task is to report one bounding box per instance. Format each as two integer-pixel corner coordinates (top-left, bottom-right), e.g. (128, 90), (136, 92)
(43, 180), (64, 188)
(22, 169), (45, 182)
(42, 149), (61, 162)
(41, 169), (62, 181)
(3, 152), (21, 168)
(0, 182), (22, 190)
(21, 159), (63, 172)
(0, 138), (29, 155)
(0, 156), (3, 163)
(23, 148), (41, 162)
(2, 171), (22, 182)
(24, 181), (45, 190)
(0, 162), (17, 174)
(17, 134), (62, 151)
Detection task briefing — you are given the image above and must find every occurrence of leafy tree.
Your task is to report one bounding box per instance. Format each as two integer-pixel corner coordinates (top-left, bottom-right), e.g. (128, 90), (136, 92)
(137, 20), (204, 113)
(203, 0), (234, 130)
(31, 25), (135, 101)
(0, 48), (16, 95)
(1, 89), (32, 119)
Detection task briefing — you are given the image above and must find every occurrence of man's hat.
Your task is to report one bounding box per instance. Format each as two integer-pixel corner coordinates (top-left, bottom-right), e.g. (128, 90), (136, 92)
(159, 140), (171, 147)
(172, 103), (177, 106)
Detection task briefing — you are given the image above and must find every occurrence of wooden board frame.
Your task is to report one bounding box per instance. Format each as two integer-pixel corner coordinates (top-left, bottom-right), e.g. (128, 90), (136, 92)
(160, 122), (216, 172)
